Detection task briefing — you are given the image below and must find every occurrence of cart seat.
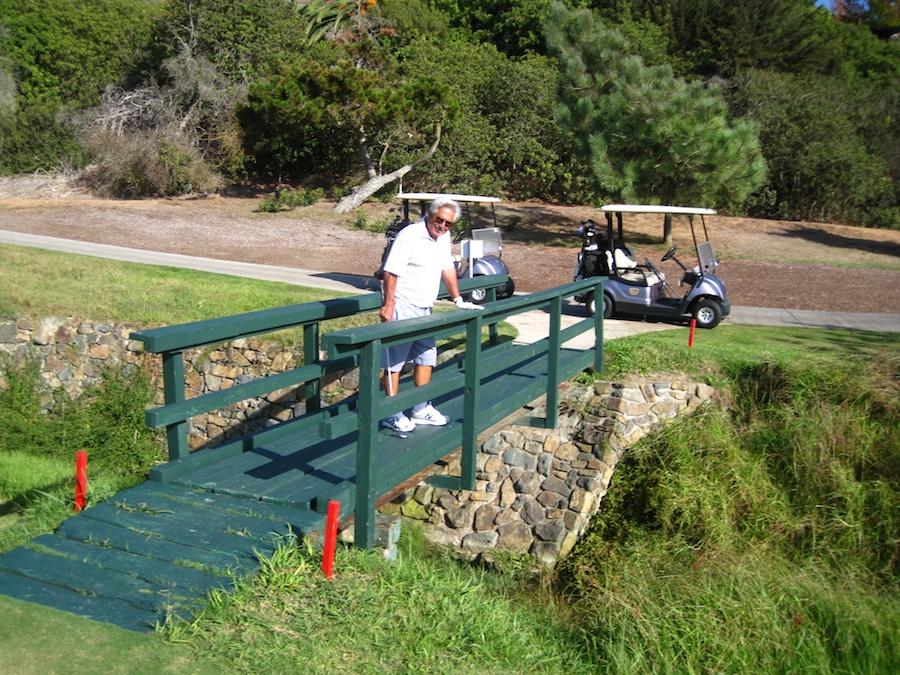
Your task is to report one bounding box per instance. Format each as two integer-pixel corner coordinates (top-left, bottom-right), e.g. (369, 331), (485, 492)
(618, 268), (664, 286)
(614, 248), (638, 269)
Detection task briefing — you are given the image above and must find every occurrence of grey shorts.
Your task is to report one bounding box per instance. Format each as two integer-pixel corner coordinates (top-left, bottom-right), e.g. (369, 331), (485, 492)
(381, 300), (436, 372)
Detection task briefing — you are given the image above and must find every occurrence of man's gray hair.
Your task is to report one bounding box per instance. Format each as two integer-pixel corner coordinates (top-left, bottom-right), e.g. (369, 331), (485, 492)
(428, 197), (461, 219)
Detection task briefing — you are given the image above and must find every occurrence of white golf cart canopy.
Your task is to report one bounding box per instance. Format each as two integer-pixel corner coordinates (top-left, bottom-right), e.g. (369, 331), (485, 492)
(395, 192), (501, 204)
(599, 204), (718, 273)
(395, 192), (502, 231)
(600, 204), (716, 216)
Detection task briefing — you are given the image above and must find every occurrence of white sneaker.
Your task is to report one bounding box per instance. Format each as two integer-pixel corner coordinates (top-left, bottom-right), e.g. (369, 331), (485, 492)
(410, 403), (450, 426)
(381, 413), (415, 433)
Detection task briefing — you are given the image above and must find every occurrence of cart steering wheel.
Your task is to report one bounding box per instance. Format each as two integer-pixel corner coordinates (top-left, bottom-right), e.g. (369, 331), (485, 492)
(661, 246), (677, 262)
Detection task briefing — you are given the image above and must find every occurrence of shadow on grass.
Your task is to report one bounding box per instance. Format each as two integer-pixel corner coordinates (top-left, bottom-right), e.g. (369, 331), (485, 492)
(774, 226), (900, 257)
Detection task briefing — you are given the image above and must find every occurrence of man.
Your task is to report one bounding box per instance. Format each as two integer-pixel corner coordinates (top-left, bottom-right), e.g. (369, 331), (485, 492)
(380, 196), (484, 433)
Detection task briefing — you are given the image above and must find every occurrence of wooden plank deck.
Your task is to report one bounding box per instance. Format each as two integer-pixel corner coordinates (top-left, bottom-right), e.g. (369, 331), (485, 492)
(0, 343), (593, 631)
(0, 481), (325, 631)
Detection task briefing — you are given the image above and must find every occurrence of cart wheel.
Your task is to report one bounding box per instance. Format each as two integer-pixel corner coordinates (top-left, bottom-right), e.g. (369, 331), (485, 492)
(603, 293), (613, 319)
(467, 283), (488, 304)
(469, 288), (487, 303)
(500, 277), (515, 299)
(585, 292), (611, 318)
(693, 299), (722, 329)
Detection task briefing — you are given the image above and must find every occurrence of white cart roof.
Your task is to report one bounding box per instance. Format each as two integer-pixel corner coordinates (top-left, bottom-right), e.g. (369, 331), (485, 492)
(396, 192), (501, 204)
(600, 204), (716, 216)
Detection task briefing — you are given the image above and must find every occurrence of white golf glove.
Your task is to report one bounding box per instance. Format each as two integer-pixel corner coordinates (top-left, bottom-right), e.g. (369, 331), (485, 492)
(454, 297), (484, 311)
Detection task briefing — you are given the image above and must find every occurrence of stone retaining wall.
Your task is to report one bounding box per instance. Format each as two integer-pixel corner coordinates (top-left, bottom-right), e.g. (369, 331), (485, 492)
(380, 379), (714, 567)
(0, 316), (359, 450)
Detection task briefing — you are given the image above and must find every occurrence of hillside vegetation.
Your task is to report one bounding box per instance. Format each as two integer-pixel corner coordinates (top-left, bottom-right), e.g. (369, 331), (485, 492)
(0, 1), (897, 227)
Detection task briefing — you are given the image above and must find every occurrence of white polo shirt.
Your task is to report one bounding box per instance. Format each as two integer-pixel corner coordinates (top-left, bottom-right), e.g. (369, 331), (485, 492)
(383, 219), (454, 308)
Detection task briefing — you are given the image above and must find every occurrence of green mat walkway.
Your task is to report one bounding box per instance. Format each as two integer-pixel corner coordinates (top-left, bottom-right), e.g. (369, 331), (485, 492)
(0, 481), (322, 631)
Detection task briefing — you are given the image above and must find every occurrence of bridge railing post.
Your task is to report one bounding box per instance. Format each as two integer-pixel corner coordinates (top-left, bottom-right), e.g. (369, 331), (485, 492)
(461, 312), (484, 489)
(354, 339), (381, 549)
(544, 295), (563, 429)
(593, 278), (605, 372)
(303, 323), (321, 412)
(161, 351), (189, 461)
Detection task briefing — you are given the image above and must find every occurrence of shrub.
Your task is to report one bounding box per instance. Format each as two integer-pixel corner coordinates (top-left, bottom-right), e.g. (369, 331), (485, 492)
(0, 360), (165, 476)
(254, 187), (325, 212)
(730, 70), (898, 228)
(79, 130), (223, 198)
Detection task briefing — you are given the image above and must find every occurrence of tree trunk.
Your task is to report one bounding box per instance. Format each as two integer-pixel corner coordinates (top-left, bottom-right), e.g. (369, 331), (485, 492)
(663, 213), (673, 247)
(357, 124), (378, 180)
(335, 123), (443, 213)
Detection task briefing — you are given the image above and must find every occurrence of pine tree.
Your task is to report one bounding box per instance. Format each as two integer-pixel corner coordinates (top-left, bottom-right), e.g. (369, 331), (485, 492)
(545, 3), (767, 241)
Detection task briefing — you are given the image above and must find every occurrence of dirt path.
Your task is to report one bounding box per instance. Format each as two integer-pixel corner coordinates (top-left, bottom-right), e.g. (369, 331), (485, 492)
(1, 177), (899, 313)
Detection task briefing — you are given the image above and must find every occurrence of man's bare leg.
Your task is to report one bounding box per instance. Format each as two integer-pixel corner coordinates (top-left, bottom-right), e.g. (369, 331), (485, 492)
(383, 369), (401, 397)
(413, 365), (433, 387)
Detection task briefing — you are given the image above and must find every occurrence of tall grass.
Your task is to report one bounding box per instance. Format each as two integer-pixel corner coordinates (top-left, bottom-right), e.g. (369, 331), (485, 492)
(556, 344), (899, 673)
(0, 362), (164, 553)
(165, 528), (596, 674)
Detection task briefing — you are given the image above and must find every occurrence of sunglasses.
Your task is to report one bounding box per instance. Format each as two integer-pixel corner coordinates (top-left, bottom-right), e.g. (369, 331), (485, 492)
(432, 216), (454, 227)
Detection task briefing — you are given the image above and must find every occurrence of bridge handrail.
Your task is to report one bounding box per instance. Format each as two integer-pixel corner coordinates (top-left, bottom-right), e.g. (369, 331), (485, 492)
(131, 273), (608, 550)
(321, 276), (606, 547)
(130, 276), (509, 461)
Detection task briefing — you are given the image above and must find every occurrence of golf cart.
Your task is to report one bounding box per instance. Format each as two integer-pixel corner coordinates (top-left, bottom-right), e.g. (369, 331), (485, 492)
(376, 192), (515, 302)
(574, 204), (731, 328)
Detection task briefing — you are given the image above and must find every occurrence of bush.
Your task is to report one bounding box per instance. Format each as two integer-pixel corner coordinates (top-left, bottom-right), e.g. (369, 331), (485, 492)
(730, 70), (899, 228)
(80, 130), (223, 198)
(0, 0), (158, 173)
(0, 360), (165, 475)
(255, 187), (325, 212)
(0, 104), (89, 175)
(0, 360), (164, 553)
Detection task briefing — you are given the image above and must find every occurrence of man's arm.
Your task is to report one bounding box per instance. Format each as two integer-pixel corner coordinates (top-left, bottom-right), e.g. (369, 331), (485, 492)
(442, 268), (462, 302)
(381, 272), (398, 322)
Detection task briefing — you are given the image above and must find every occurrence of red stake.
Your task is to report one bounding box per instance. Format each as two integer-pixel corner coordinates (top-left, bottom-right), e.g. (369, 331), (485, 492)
(322, 499), (340, 580)
(688, 318), (696, 348)
(75, 450), (87, 512)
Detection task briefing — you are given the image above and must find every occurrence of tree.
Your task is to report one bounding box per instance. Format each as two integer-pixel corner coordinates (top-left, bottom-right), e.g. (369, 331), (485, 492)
(728, 70), (898, 228)
(429, 0), (556, 57)
(299, 0), (383, 46)
(592, 0), (838, 77)
(239, 40), (457, 210)
(0, 0), (157, 173)
(397, 37), (584, 201)
(545, 2), (767, 242)
(834, 1), (900, 30)
(152, 0), (309, 84)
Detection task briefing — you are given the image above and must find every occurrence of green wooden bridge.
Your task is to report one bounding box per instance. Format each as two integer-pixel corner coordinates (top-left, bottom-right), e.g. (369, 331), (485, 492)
(0, 276), (604, 631)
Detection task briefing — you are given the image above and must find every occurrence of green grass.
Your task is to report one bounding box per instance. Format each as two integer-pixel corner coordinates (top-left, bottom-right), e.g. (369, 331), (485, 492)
(0, 244), (514, 347)
(0, 244), (351, 327)
(160, 530), (595, 674)
(1, 243), (898, 672)
(0, 593), (227, 675)
(596, 322), (897, 382)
